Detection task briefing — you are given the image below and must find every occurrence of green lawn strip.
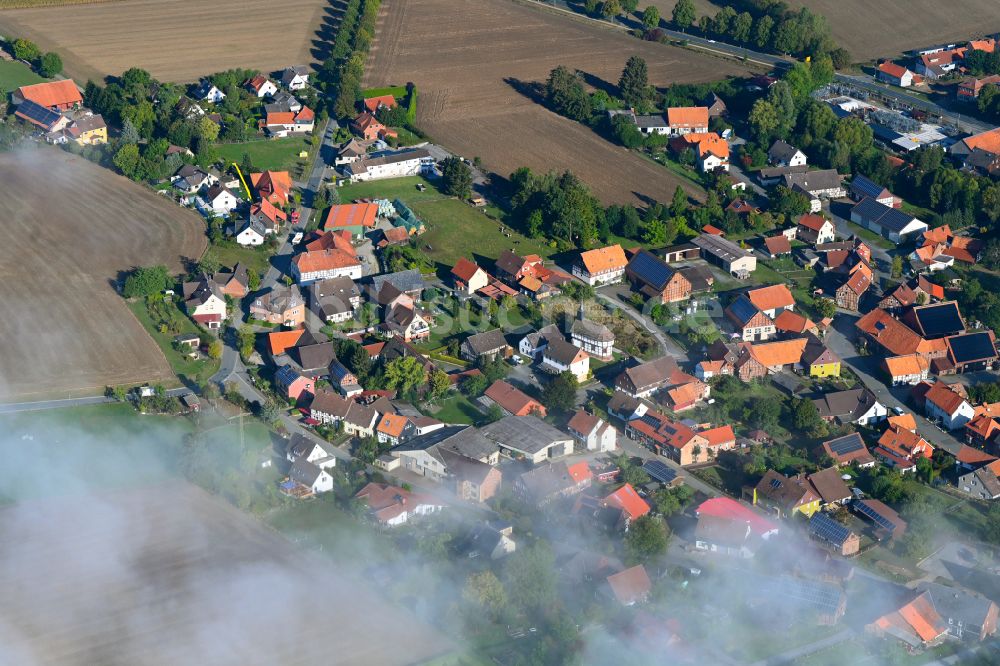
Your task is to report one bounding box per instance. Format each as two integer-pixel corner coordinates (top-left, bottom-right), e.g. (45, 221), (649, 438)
(0, 60), (45, 89)
(361, 85), (407, 98)
(337, 175), (445, 203)
(429, 394), (484, 425)
(847, 222), (895, 250)
(126, 299), (220, 386)
(215, 136), (311, 172)
(202, 243), (272, 275)
(412, 198), (553, 270)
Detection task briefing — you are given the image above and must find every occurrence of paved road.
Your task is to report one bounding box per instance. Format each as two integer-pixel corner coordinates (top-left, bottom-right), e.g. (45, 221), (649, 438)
(595, 290), (688, 360)
(617, 434), (721, 499)
(0, 387), (191, 414)
(824, 313), (965, 455)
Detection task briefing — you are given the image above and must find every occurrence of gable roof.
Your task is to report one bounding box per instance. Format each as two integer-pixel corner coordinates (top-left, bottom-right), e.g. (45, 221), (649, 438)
(363, 94), (397, 113)
(807, 467), (852, 504)
(877, 61), (912, 79)
(773, 309), (815, 334)
(602, 483), (650, 520)
(747, 284), (795, 312)
(812, 388), (880, 420)
(578, 244), (627, 275)
(798, 214), (831, 232)
(484, 380), (545, 417)
(15, 80), (83, 109)
(909, 302), (965, 338)
(606, 565), (652, 605)
(464, 328), (508, 355)
(768, 139), (802, 162)
(324, 203), (378, 231)
(618, 356), (679, 393)
(856, 309), (946, 357)
(545, 337), (588, 366)
(666, 106), (708, 129)
(567, 410), (601, 436)
(818, 433), (875, 465)
(924, 381), (969, 415)
(755, 470), (819, 510)
(764, 235), (792, 256)
(852, 197), (922, 233)
(696, 497), (778, 537)
(885, 354), (930, 377)
(744, 337), (808, 368)
(451, 257), (484, 283)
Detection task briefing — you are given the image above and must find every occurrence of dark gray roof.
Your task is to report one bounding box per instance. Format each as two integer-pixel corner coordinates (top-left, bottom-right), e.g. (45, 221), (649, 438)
(544, 337), (584, 366)
(253, 284), (303, 315)
(768, 140), (802, 163)
(677, 264), (714, 292)
(634, 113), (667, 129)
(921, 582), (997, 630)
(479, 415), (570, 455)
(495, 249), (527, 277)
(295, 342), (337, 372)
(691, 234), (753, 262)
(345, 148), (431, 176)
(759, 164), (809, 180)
(911, 302), (965, 338)
(850, 197), (922, 233)
(783, 169), (843, 193)
(516, 461), (576, 500)
(812, 388), (879, 421)
(394, 425), (498, 462)
(618, 356), (679, 394)
(571, 318), (614, 342)
(309, 277), (359, 317)
(850, 174), (891, 200)
(370, 269), (424, 295)
(289, 458), (324, 486)
(308, 389), (351, 418)
(726, 294), (761, 327)
(947, 332), (996, 364)
(626, 249), (675, 289)
(464, 328), (508, 355)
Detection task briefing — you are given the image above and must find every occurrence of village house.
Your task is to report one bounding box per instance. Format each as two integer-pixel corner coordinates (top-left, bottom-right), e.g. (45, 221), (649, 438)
(172, 164), (218, 195)
(946, 331), (998, 373)
(802, 336), (841, 378)
(235, 219), (270, 246)
(262, 106), (315, 137)
(480, 415), (574, 463)
(606, 565), (652, 607)
(768, 139), (807, 167)
(250, 285), (305, 327)
(375, 413), (412, 447)
(816, 433), (877, 468)
(753, 470), (821, 518)
(958, 459), (1000, 500)
(200, 184), (239, 216)
(513, 460), (592, 505)
(181, 276), (226, 329)
(746, 284), (795, 318)
(460, 521), (516, 560)
(309, 276), (360, 323)
(274, 365), (315, 402)
(323, 202), (378, 237)
(285, 433), (337, 471)
(541, 338), (590, 382)
(726, 294), (776, 342)
(773, 310), (818, 337)
(813, 388), (887, 426)
(809, 511), (861, 557)
(460, 328), (511, 363)
(796, 214), (837, 245)
(867, 590), (951, 649)
(285, 458), (334, 496)
(215, 264), (249, 299)
(877, 61), (916, 87)
(483, 379), (546, 417)
(923, 381), (975, 430)
(625, 249), (692, 304)
(615, 356), (679, 398)
(450, 257), (489, 295)
(292, 246), (362, 284)
(694, 497), (779, 557)
(763, 235), (792, 258)
(835, 266), (873, 311)
(354, 482), (444, 527)
(392, 426), (499, 483)
(732, 337), (808, 381)
(665, 106), (709, 135)
(250, 170), (292, 205)
(341, 147), (433, 183)
(570, 316), (614, 362)
(625, 408), (707, 465)
(12, 80), (83, 110)
(917, 49), (960, 79)
(849, 174), (898, 208)
(601, 483), (651, 531)
(671, 132), (730, 172)
(884, 354), (931, 385)
(245, 75), (278, 98)
(855, 308), (949, 360)
(783, 170), (846, 211)
(574, 244), (628, 286)
(383, 301), (431, 342)
(965, 405), (1000, 450)
(280, 65), (310, 91)
(350, 112), (397, 141)
(854, 498), (907, 541)
(518, 323), (562, 361)
(566, 410), (617, 452)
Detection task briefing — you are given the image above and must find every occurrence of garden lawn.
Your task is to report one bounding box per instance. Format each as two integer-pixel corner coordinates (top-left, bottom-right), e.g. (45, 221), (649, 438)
(202, 242), (272, 276)
(216, 136), (311, 173)
(126, 299), (220, 386)
(336, 175), (444, 204)
(847, 222), (895, 251)
(430, 394), (484, 425)
(412, 198), (553, 272)
(0, 60), (45, 89)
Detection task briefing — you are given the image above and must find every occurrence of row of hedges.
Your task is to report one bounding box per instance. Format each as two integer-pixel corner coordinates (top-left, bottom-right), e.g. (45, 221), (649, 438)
(324, 0), (382, 119)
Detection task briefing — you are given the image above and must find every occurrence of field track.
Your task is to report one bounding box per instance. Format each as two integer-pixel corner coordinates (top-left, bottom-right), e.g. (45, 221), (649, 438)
(0, 0), (331, 82)
(0, 150), (206, 401)
(365, 0), (757, 206)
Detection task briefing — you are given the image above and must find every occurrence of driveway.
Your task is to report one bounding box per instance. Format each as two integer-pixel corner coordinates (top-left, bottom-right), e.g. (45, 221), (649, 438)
(595, 289), (688, 360)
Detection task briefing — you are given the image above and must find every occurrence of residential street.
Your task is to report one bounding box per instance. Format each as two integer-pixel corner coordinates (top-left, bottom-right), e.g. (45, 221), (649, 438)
(595, 289), (688, 360)
(824, 313), (965, 455)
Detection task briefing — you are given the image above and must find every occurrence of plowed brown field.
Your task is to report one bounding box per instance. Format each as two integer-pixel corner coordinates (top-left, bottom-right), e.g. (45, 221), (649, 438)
(364, 0), (757, 205)
(0, 150), (206, 401)
(0, 0), (330, 82)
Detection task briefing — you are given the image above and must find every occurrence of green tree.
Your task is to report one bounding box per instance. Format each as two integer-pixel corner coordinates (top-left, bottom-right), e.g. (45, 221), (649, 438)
(503, 543), (557, 614)
(620, 0), (638, 14)
(197, 115), (220, 142)
(546, 65), (592, 122)
(816, 297), (837, 319)
(122, 265), (170, 298)
(671, 0), (696, 30)
(618, 55), (649, 108)
(792, 397), (822, 432)
(890, 255), (903, 278)
(601, 0), (621, 20)
(643, 218), (668, 245)
(542, 371), (578, 412)
(113, 143), (141, 180)
(485, 403), (504, 423)
(429, 369), (451, 399)
(207, 339), (223, 360)
(384, 356), (427, 393)
(38, 52), (62, 77)
(236, 325), (255, 359)
(463, 571), (507, 618)
(246, 268), (261, 291)
(440, 156), (473, 198)
(771, 185), (811, 216)
(711, 6), (736, 36)
(461, 373), (489, 397)
(749, 98), (779, 142)
(624, 515), (669, 564)
(641, 5), (660, 30)
(11, 38), (40, 63)
(731, 12), (753, 43)
(752, 15), (774, 49)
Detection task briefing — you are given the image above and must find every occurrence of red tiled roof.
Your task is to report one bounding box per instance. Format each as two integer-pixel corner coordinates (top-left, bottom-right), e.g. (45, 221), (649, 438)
(324, 203), (378, 231)
(15, 80), (83, 109)
(603, 483), (650, 521)
(451, 257), (483, 282)
(747, 284), (795, 312)
(764, 235), (791, 256)
(363, 94), (398, 113)
(696, 497), (778, 536)
(666, 106), (708, 129)
(798, 214), (829, 232)
(955, 444), (997, 465)
(567, 461), (593, 484)
(700, 425), (735, 447)
(606, 565), (651, 605)
(878, 61), (910, 79)
(925, 381), (968, 415)
(579, 244), (628, 274)
(773, 309), (815, 334)
(267, 329), (305, 356)
(484, 379), (546, 417)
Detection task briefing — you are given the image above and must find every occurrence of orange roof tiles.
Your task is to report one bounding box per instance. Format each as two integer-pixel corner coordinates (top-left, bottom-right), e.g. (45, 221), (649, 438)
(666, 106), (709, 129)
(764, 235), (792, 256)
(484, 379), (546, 417)
(856, 309), (946, 357)
(955, 444), (997, 465)
(363, 94), (398, 113)
(965, 413), (999, 441)
(567, 461), (593, 484)
(747, 284), (795, 312)
(376, 413), (409, 438)
(746, 338), (808, 367)
(887, 413), (917, 432)
(923, 225), (952, 245)
(798, 214), (829, 232)
(267, 329), (305, 356)
(305, 230), (354, 254)
(603, 483), (650, 520)
(773, 309), (815, 334)
(293, 248), (360, 274)
(323, 203), (378, 231)
(667, 382), (704, 408)
(15, 80), (83, 109)
(250, 170), (292, 203)
(878, 425), (932, 459)
(943, 236), (981, 263)
(878, 61), (910, 78)
(925, 381), (969, 415)
(898, 592), (948, 643)
(606, 565), (652, 605)
(885, 354), (930, 378)
(579, 244), (627, 275)
(962, 127), (1000, 155)
(700, 425), (735, 447)
(451, 257), (483, 283)
(970, 38), (996, 53)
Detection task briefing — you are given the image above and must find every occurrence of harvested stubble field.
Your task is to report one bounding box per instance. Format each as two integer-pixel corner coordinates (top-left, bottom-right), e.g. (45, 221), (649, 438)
(0, 0), (330, 82)
(364, 0), (756, 206)
(791, 0), (1000, 60)
(0, 150), (205, 401)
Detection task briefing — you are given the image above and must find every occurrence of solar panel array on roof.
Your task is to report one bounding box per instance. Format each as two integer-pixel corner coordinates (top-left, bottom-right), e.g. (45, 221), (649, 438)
(727, 295), (760, 325)
(827, 434), (864, 456)
(642, 460), (678, 484)
(914, 302), (964, 338)
(777, 576), (843, 614)
(15, 99), (63, 128)
(628, 251), (673, 289)
(810, 511), (852, 547)
(639, 414), (662, 429)
(947, 332), (997, 364)
(856, 500), (896, 532)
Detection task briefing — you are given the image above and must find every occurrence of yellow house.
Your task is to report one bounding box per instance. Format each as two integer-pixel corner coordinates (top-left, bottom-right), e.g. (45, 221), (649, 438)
(804, 339), (841, 378)
(753, 470), (821, 518)
(71, 114), (107, 146)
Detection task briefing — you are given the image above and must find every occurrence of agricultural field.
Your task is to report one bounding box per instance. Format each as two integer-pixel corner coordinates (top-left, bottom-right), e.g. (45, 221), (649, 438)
(0, 149), (205, 401)
(0, 0), (329, 82)
(364, 0), (756, 206)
